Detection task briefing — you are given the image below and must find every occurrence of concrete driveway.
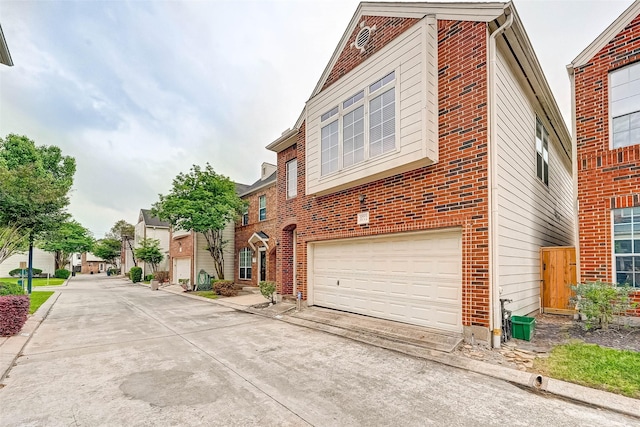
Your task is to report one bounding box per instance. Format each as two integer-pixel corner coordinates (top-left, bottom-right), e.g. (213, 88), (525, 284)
(0, 274), (636, 426)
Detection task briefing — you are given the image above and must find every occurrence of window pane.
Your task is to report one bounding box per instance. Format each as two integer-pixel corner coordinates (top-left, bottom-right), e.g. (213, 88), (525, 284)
(617, 256), (634, 271)
(536, 136), (542, 153)
(543, 164), (548, 185)
(613, 131), (630, 148)
(615, 240), (633, 253)
(321, 120), (339, 175)
(635, 239), (640, 253)
(611, 67), (629, 87)
(537, 154), (543, 179)
(287, 159), (297, 198)
(613, 115), (629, 132)
(369, 89), (395, 156)
(617, 272), (632, 286)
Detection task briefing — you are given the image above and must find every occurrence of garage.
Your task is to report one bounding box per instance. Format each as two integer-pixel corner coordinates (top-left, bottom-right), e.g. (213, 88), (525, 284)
(310, 229), (462, 333)
(173, 257), (191, 284)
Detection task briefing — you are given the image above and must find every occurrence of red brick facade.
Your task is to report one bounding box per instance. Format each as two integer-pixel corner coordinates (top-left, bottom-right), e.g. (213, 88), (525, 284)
(275, 20), (491, 329)
(574, 13), (640, 288)
(168, 231), (194, 284)
(234, 183), (277, 286)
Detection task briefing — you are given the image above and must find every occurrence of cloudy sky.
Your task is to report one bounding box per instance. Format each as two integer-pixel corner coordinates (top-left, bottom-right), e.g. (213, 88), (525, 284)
(0, 0), (634, 237)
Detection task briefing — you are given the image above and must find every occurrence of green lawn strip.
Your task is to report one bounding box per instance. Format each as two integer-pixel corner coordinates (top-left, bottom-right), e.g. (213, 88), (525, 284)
(0, 277), (65, 287)
(29, 291), (54, 314)
(534, 341), (640, 398)
(192, 291), (218, 300)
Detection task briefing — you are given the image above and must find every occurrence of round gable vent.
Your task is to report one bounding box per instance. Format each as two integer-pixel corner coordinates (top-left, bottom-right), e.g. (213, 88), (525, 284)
(351, 22), (376, 54)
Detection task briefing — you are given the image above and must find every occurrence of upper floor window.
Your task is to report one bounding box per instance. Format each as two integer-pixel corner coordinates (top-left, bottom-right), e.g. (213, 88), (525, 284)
(258, 195), (266, 221)
(286, 159), (297, 199)
(613, 207), (640, 288)
(535, 118), (549, 186)
(239, 247), (252, 280)
(610, 62), (640, 149)
(320, 70), (396, 176)
(242, 206), (249, 226)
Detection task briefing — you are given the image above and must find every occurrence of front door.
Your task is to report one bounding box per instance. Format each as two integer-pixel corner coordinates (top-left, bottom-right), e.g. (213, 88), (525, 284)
(259, 249), (266, 282)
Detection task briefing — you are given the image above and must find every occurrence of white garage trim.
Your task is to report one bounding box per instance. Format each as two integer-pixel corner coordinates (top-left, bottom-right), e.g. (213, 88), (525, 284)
(173, 257), (191, 284)
(308, 228), (462, 333)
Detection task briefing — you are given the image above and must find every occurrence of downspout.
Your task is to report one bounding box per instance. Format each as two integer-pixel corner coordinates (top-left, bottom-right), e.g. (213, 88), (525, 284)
(567, 65), (580, 283)
(488, 6), (513, 348)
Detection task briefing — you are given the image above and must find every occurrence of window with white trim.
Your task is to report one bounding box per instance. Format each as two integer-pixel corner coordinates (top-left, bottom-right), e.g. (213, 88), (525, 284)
(239, 247), (252, 280)
(258, 195), (266, 221)
(242, 206), (248, 226)
(535, 118), (549, 186)
(613, 207), (640, 288)
(610, 62), (640, 149)
(286, 159), (297, 199)
(319, 70), (396, 176)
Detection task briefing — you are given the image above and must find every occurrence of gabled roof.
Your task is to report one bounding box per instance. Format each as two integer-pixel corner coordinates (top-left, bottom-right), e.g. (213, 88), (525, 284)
(239, 170), (277, 197)
(0, 24), (13, 66)
(235, 182), (251, 194)
(568, 0), (640, 71)
(140, 209), (170, 228)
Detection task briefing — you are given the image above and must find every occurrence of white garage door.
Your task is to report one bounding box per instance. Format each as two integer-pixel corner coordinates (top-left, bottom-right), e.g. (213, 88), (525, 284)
(311, 229), (462, 333)
(174, 257), (191, 284)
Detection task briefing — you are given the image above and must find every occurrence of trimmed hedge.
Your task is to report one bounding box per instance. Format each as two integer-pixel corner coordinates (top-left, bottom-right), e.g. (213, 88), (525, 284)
(0, 282), (25, 296)
(54, 269), (71, 279)
(0, 295), (30, 336)
(213, 280), (238, 297)
(8, 268), (42, 277)
(130, 267), (143, 283)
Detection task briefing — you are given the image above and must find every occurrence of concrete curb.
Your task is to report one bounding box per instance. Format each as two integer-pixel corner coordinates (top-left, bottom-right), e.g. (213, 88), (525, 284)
(0, 291), (60, 382)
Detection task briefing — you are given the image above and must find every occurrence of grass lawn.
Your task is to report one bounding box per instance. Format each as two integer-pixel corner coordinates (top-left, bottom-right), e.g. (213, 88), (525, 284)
(193, 291), (218, 300)
(0, 277), (65, 287)
(29, 291), (54, 314)
(534, 341), (640, 398)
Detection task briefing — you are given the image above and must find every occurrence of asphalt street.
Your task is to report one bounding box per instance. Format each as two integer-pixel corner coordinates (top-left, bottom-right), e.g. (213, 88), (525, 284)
(0, 274), (637, 426)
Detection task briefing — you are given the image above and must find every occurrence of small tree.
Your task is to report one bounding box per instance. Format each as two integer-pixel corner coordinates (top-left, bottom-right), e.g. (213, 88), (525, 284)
(134, 238), (163, 273)
(152, 164), (245, 279)
(39, 219), (94, 270)
(0, 224), (28, 265)
(571, 281), (638, 330)
(92, 238), (121, 268)
(106, 220), (137, 267)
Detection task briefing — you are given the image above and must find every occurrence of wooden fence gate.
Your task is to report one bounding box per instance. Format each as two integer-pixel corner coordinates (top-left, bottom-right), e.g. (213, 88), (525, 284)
(540, 246), (577, 315)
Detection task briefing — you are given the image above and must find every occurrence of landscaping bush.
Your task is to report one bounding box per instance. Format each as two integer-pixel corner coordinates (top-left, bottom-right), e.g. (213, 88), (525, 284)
(144, 274), (154, 282)
(154, 270), (169, 283)
(259, 281), (276, 303)
(0, 295), (30, 336)
(54, 269), (71, 279)
(0, 282), (25, 296)
(8, 268), (42, 277)
(130, 267), (143, 283)
(213, 280), (238, 297)
(571, 281), (638, 330)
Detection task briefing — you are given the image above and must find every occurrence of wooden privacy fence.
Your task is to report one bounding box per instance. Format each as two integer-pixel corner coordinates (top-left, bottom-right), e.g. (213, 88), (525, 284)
(540, 246), (577, 315)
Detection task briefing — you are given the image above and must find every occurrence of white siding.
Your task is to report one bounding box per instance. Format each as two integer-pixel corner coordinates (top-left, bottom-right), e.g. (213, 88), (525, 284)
(495, 48), (574, 315)
(306, 17), (438, 195)
(193, 222), (235, 281)
(0, 248), (56, 277)
(144, 227), (170, 273)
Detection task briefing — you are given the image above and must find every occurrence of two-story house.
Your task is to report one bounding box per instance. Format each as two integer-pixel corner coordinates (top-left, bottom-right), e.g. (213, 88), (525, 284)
(568, 0), (640, 311)
(267, 1), (574, 347)
(234, 163), (278, 286)
(134, 209), (170, 278)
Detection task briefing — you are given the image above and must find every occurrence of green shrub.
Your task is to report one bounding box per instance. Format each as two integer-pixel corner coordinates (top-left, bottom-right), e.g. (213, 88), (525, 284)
(144, 274), (154, 282)
(259, 281), (276, 303)
(571, 281), (638, 330)
(54, 269), (71, 279)
(213, 280), (237, 297)
(0, 282), (25, 296)
(8, 268), (42, 277)
(154, 271), (169, 283)
(130, 267), (143, 283)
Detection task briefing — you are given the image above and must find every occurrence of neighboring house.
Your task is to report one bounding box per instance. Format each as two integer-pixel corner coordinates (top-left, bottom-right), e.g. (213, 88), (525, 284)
(267, 2), (573, 347)
(234, 162), (278, 287)
(568, 1), (640, 311)
(134, 209), (170, 277)
(120, 238), (135, 275)
(0, 23), (13, 66)
(0, 248), (55, 277)
(71, 252), (82, 272)
(168, 182), (250, 286)
(80, 252), (107, 274)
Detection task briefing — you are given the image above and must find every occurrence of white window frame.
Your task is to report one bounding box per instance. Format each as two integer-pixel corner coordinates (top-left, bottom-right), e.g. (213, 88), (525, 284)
(286, 159), (297, 199)
(319, 70), (397, 177)
(239, 247), (252, 280)
(535, 117), (549, 186)
(258, 195), (266, 221)
(242, 206), (249, 226)
(609, 62), (640, 149)
(612, 207), (640, 288)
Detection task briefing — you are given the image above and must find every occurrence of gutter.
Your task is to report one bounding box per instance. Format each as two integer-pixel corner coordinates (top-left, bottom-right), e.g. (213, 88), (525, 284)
(566, 64), (580, 283)
(487, 5), (513, 348)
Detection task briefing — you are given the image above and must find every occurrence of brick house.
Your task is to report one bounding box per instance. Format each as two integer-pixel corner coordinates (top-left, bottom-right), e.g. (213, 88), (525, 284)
(267, 2), (573, 346)
(568, 1), (640, 308)
(234, 163), (278, 286)
(80, 252), (106, 274)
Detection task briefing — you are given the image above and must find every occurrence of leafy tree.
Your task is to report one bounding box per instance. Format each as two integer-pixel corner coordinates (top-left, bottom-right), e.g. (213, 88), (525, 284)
(0, 224), (28, 265)
(134, 238), (164, 273)
(152, 164), (245, 279)
(39, 220), (94, 270)
(0, 134), (76, 293)
(106, 219), (137, 267)
(92, 238), (121, 267)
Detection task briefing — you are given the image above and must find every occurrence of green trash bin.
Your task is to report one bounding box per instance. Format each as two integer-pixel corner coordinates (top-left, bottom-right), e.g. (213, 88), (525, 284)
(511, 316), (536, 341)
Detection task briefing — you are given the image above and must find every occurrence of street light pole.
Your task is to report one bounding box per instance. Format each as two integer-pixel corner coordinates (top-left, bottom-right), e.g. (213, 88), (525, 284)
(27, 233), (34, 294)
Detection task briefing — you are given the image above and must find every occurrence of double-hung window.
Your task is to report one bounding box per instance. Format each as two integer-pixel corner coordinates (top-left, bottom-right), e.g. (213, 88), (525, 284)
(286, 159), (297, 199)
(535, 118), (549, 186)
(242, 206), (249, 226)
(613, 207), (640, 288)
(239, 247), (252, 280)
(320, 70), (396, 176)
(610, 62), (640, 149)
(258, 195), (266, 221)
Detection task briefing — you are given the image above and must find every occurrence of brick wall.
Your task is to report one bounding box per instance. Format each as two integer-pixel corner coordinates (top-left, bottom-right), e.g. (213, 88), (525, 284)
(574, 13), (640, 304)
(276, 20), (491, 329)
(168, 231), (193, 284)
(234, 183), (278, 286)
